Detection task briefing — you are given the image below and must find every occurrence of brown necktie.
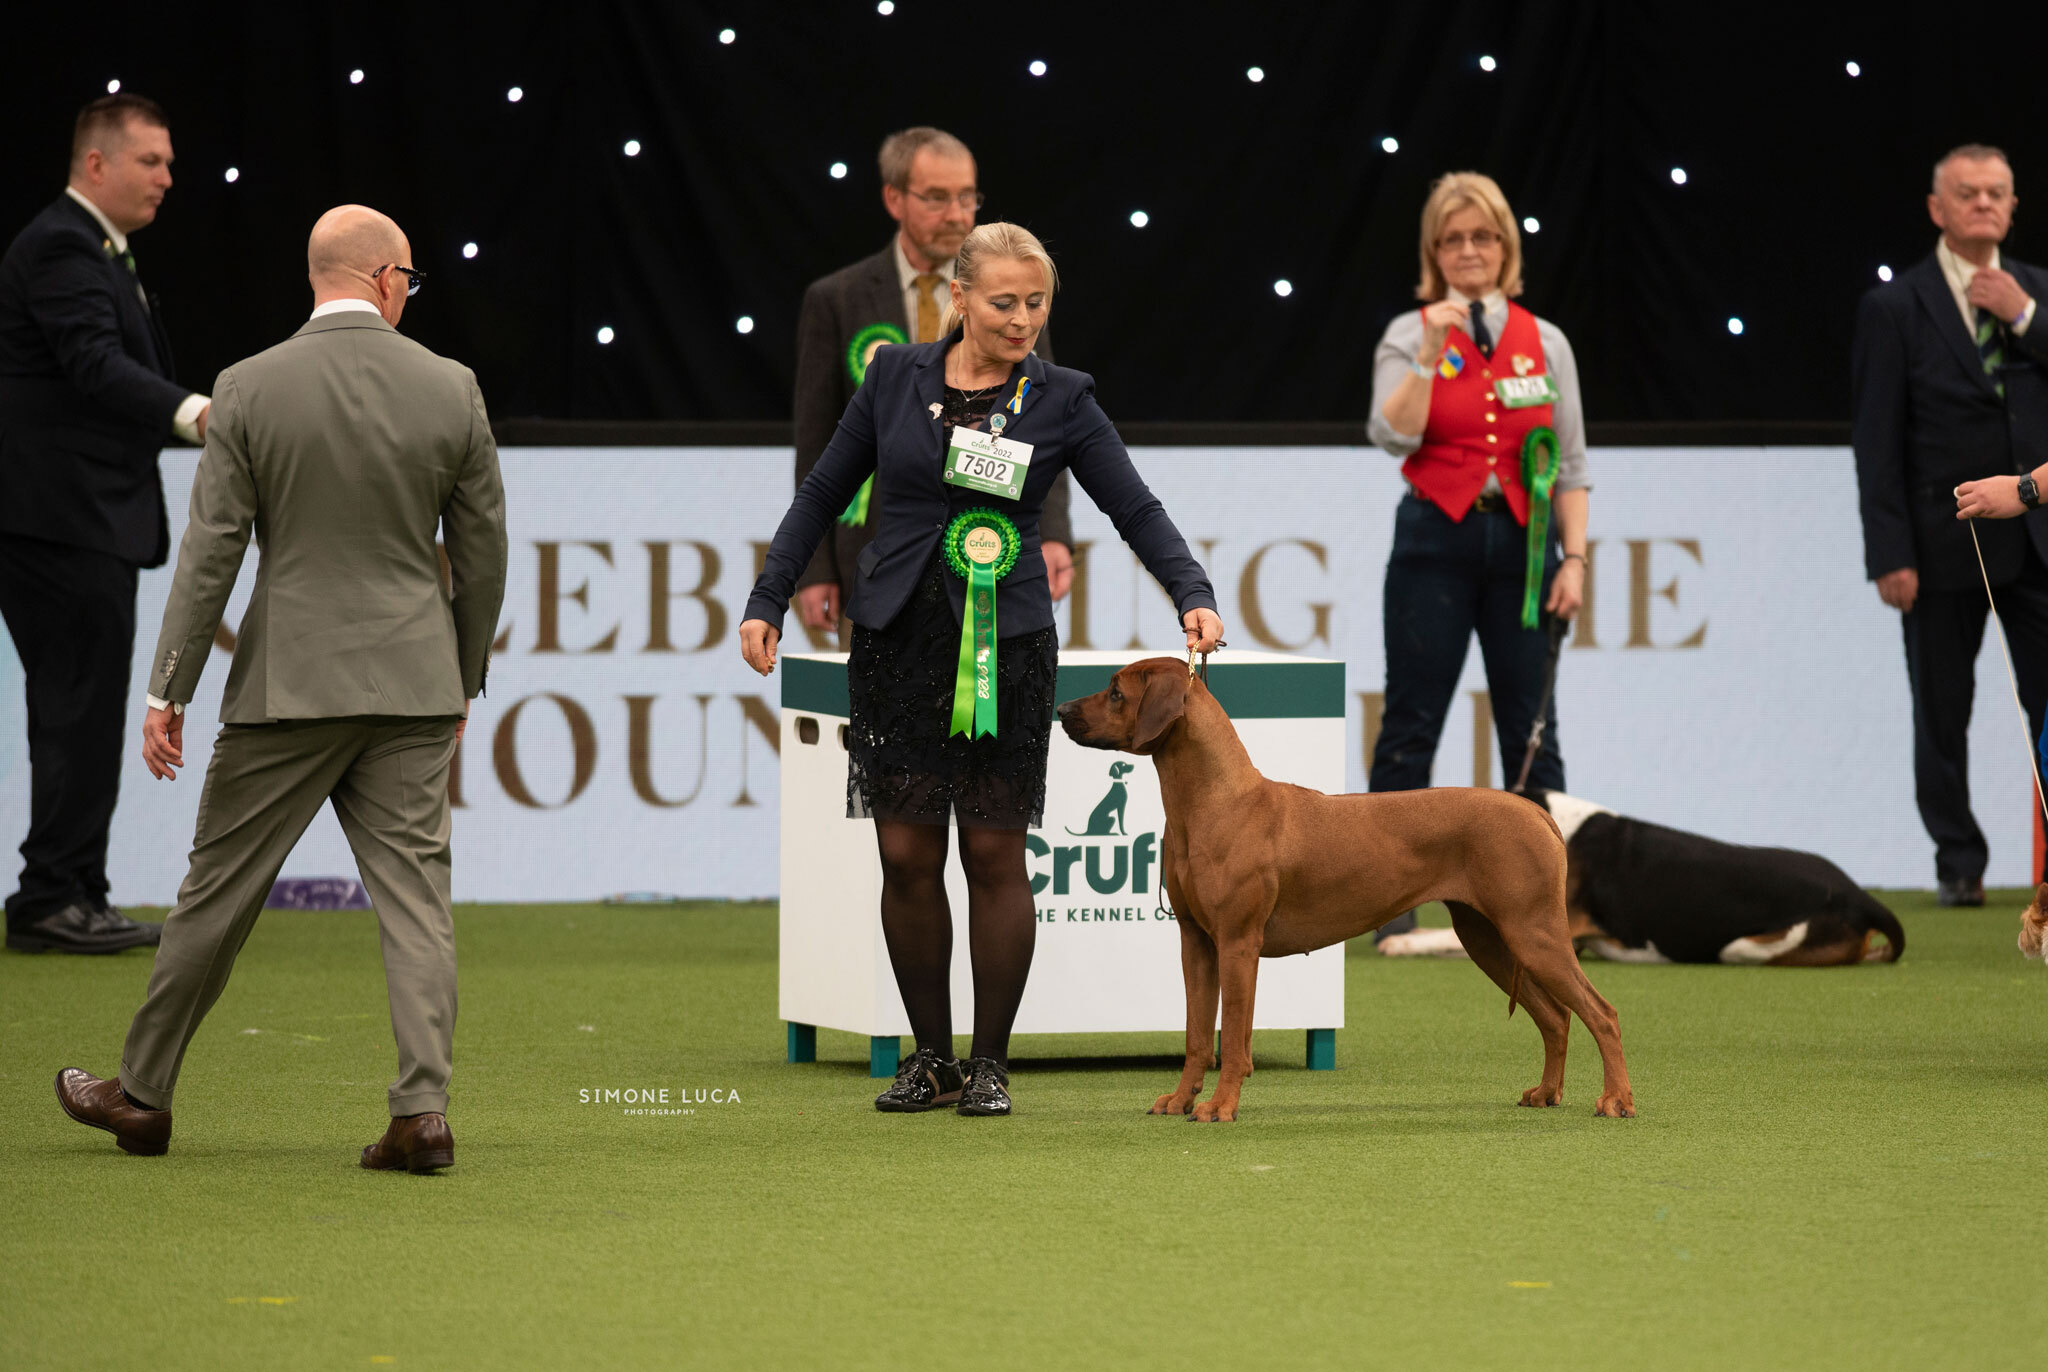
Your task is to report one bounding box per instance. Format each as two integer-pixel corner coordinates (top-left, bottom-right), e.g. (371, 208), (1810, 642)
(913, 272), (942, 342)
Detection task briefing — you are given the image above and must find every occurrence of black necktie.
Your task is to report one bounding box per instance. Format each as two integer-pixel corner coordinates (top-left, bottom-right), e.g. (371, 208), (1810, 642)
(1469, 300), (1493, 358)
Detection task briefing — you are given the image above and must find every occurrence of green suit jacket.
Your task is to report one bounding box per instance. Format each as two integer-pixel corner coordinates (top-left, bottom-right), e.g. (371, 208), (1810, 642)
(148, 309), (507, 721)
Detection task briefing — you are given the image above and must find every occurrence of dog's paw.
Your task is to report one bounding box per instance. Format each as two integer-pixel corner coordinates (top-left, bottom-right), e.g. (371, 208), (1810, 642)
(1189, 1099), (1237, 1123)
(1518, 1084), (1563, 1108)
(1594, 1092), (1636, 1119)
(1148, 1093), (1195, 1116)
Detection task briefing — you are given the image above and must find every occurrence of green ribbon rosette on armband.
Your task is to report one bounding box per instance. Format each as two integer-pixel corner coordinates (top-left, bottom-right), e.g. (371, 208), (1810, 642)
(836, 323), (909, 527)
(943, 508), (1021, 738)
(1519, 425), (1562, 629)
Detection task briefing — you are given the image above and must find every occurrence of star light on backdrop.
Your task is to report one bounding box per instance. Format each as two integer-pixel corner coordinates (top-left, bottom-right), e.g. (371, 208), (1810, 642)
(1246, 66), (1265, 83)
(224, 167), (239, 184)
(1523, 216), (1540, 233)
(877, 0), (895, 13)
(1479, 55), (1497, 71)
(349, 69), (364, 85)
(1273, 280), (1294, 298)
(1028, 60), (1048, 77)
(623, 139), (641, 157)
(1670, 167), (1688, 185)
(736, 316), (755, 334)
(1878, 265), (1893, 281)
(1129, 211), (1149, 228)
(1381, 137), (1399, 154)
(718, 28), (735, 44)
(1727, 317), (1744, 335)
(596, 327), (615, 345)
(1845, 61), (1861, 77)
(462, 243), (479, 259)
(507, 86), (523, 102)
(830, 162), (847, 179)
(106, 79), (120, 93)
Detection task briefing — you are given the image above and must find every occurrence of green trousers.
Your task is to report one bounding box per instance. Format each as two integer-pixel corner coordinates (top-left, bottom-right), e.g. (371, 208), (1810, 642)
(120, 716), (461, 1116)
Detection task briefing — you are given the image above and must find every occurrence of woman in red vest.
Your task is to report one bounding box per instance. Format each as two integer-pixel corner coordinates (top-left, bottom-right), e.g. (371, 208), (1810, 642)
(1366, 173), (1590, 937)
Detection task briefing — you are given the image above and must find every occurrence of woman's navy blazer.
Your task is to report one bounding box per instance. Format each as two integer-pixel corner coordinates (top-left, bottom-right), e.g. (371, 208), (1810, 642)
(746, 329), (1217, 638)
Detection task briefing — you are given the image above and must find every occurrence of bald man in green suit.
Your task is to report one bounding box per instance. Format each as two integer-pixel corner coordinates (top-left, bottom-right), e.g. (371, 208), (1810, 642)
(55, 205), (507, 1172)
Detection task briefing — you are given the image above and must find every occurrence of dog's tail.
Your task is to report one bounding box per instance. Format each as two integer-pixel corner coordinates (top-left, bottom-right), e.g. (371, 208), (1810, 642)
(1850, 891), (1905, 963)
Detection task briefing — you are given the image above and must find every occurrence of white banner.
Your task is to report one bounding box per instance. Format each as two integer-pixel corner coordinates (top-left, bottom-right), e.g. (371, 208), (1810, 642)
(0, 445), (2027, 902)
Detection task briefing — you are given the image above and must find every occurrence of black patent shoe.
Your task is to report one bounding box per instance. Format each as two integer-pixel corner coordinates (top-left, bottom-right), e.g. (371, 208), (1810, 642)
(956, 1058), (1011, 1116)
(6, 901), (159, 954)
(874, 1047), (965, 1112)
(1936, 878), (1984, 908)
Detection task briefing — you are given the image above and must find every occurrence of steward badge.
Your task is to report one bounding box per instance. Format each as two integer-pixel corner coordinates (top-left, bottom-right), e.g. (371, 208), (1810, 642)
(1494, 373), (1560, 409)
(1519, 426), (1562, 629)
(836, 322), (909, 527)
(943, 508), (1021, 738)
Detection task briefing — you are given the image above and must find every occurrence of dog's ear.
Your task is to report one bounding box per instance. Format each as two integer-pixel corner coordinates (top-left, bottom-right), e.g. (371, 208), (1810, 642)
(1130, 667), (1190, 753)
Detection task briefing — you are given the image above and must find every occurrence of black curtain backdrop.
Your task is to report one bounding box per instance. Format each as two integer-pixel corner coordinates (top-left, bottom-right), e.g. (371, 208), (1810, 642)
(5, 2), (2042, 428)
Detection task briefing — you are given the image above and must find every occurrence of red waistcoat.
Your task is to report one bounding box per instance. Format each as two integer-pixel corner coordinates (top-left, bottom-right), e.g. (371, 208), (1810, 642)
(1404, 301), (1554, 525)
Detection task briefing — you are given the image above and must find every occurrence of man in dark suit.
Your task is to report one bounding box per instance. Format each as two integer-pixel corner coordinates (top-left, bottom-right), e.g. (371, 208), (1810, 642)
(1853, 143), (2048, 905)
(791, 126), (1073, 647)
(0, 94), (210, 953)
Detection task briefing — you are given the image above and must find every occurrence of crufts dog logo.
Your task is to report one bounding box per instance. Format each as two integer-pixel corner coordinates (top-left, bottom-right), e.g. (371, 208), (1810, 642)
(1069, 761), (1135, 836)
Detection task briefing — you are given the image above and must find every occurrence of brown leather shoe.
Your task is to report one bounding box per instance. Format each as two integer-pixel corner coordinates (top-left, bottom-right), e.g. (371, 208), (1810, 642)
(54, 1068), (171, 1155)
(360, 1113), (454, 1173)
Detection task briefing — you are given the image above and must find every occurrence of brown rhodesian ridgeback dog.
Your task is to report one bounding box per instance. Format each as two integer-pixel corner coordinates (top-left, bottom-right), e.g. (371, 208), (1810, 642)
(1056, 657), (1636, 1123)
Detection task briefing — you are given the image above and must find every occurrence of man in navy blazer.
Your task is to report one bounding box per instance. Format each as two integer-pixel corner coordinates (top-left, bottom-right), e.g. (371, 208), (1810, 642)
(1853, 143), (2048, 904)
(748, 333), (1214, 637)
(0, 94), (210, 953)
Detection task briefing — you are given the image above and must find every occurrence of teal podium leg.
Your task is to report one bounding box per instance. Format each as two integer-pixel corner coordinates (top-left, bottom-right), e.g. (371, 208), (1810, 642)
(1306, 1028), (1335, 1070)
(869, 1036), (900, 1078)
(786, 1022), (816, 1064)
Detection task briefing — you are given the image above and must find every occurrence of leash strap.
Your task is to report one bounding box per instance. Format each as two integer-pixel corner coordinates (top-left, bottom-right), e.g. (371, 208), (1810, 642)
(1511, 615), (1570, 793)
(1968, 520), (2048, 831)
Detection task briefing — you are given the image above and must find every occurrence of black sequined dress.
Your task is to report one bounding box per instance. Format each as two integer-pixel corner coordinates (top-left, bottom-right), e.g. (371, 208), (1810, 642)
(845, 384), (1059, 828)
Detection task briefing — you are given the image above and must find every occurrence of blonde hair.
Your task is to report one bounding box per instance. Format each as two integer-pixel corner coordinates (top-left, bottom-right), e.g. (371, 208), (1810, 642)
(939, 222), (1059, 336)
(1416, 171), (1523, 301)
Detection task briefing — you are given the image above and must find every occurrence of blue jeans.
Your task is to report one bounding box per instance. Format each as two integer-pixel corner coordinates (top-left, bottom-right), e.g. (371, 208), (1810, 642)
(1369, 494), (1564, 794)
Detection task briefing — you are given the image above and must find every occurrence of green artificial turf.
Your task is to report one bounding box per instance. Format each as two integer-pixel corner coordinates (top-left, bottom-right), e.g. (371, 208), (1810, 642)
(4, 892), (2046, 1371)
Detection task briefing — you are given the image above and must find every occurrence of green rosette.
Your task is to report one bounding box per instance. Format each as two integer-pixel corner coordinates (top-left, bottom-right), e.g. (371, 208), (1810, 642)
(837, 323), (909, 527)
(1520, 426), (1562, 629)
(942, 508), (1022, 738)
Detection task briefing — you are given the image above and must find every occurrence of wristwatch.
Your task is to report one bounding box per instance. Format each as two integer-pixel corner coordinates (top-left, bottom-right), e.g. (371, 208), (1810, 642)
(2022, 474), (2042, 510)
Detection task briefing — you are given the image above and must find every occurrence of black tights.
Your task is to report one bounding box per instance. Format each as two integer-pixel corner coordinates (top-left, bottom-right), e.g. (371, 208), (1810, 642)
(874, 820), (1037, 1066)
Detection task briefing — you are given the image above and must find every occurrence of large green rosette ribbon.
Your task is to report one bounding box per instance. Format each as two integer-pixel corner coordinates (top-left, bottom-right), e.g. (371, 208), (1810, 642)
(836, 323), (909, 527)
(943, 508), (1021, 738)
(1519, 425), (1561, 629)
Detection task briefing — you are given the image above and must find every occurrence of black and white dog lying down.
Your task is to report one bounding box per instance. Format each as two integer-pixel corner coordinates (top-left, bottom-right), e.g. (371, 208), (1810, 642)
(1380, 789), (1905, 966)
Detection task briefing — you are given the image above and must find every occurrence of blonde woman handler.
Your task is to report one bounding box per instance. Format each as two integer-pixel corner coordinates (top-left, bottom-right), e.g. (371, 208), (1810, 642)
(1366, 173), (1589, 937)
(742, 223), (1223, 1116)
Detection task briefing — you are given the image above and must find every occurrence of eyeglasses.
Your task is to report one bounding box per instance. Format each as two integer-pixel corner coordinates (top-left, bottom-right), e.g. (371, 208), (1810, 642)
(905, 189), (985, 211)
(1438, 230), (1503, 251)
(372, 263), (425, 297)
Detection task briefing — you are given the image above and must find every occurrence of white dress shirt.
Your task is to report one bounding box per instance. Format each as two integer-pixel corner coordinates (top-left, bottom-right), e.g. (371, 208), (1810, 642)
(894, 235), (955, 343)
(146, 298), (387, 714)
(1367, 287), (1591, 495)
(1935, 236), (2035, 337)
(64, 186), (209, 443)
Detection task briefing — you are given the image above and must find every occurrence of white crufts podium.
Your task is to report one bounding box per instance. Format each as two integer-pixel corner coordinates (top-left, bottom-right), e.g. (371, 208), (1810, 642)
(778, 650), (1347, 1076)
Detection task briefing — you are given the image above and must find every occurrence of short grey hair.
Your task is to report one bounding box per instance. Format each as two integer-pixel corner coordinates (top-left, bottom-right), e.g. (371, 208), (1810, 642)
(877, 126), (972, 191)
(1933, 143), (2012, 193)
